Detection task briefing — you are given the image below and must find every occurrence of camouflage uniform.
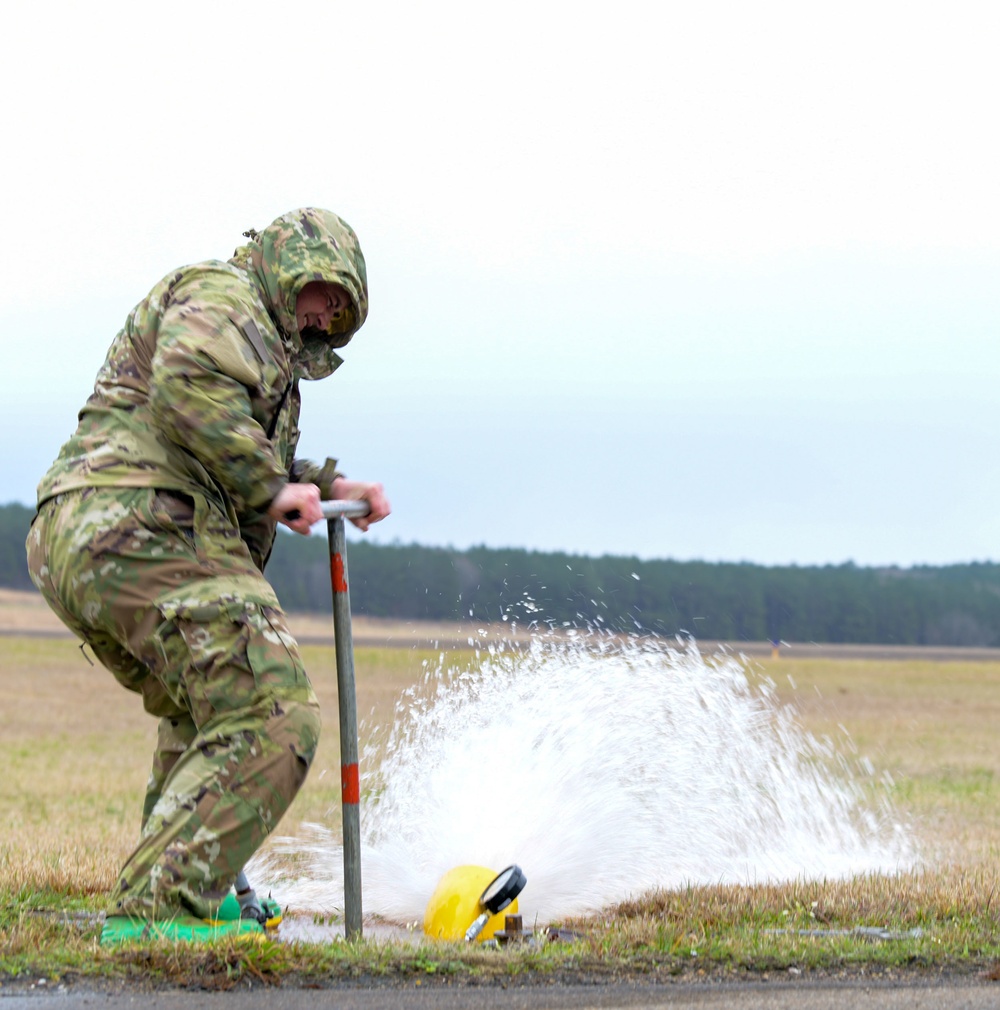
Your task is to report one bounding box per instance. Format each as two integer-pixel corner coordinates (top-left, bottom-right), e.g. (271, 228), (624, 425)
(25, 209), (368, 921)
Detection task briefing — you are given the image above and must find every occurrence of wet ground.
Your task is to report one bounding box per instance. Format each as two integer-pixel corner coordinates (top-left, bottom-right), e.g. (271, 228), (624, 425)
(275, 915), (419, 944)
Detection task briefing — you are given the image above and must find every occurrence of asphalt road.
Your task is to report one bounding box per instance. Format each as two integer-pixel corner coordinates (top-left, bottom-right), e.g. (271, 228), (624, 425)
(4, 980), (1000, 1009)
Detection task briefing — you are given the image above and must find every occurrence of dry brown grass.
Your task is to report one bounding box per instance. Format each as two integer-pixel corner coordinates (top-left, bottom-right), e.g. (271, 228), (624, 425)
(0, 587), (535, 649)
(4, 591), (1000, 908)
(756, 655), (1000, 864)
(0, 633), (458, 896)
(761, 656), (1000, 775)
(0, 588), (482, 898)
(9, 604), (1000, 981)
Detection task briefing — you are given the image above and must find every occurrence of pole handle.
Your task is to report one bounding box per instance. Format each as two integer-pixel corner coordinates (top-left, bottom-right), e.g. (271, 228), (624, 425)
(283, 500), (372, 523)
(320, 500), (371, 520)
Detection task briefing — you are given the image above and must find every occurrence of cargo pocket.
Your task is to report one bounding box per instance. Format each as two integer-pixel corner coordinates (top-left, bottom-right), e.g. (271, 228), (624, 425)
(148, 489), (198, 552)
(151, 597), (259, 730)
(243, 604), (308, 694)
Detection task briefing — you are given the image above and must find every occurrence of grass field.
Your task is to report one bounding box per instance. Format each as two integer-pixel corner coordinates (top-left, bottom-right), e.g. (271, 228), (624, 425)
(3, 591), (1000, 987)
(0, 633), (437, 894)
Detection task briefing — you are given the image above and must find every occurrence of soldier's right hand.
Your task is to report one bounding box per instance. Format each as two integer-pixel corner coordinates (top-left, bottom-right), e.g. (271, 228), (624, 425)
(268, 483), (323, 535)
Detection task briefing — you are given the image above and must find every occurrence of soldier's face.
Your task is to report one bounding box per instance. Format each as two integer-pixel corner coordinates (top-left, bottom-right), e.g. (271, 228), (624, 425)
(296, 282), (352, 334)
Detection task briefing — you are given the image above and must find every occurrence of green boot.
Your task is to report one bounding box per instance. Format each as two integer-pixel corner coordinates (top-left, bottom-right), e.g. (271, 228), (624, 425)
(216, 890), (282, 929)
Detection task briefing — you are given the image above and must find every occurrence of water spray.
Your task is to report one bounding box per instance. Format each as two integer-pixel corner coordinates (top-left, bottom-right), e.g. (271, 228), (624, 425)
(253, 597), (913, 934)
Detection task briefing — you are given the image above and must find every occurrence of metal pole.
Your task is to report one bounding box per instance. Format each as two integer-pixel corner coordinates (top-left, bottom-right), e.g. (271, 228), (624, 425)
(323, 499), (370, 941)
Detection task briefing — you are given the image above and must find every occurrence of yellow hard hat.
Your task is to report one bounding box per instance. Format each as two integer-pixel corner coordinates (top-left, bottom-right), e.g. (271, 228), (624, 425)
(423, 865), (521, 943)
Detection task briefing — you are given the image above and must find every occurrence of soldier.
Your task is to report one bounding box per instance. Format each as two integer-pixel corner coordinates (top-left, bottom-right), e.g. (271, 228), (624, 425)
(25, 208), (390, 942)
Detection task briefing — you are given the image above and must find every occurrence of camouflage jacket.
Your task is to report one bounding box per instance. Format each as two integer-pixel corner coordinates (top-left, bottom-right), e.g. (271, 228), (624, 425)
(36, 208), (368, 568)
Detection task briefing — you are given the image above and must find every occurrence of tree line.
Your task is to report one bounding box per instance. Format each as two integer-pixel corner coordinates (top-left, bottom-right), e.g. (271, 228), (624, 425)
(4, 501), (1000, 646)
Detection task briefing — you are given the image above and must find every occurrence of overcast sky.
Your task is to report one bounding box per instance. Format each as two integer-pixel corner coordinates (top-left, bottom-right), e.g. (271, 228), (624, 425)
(2, 1), (998, 567)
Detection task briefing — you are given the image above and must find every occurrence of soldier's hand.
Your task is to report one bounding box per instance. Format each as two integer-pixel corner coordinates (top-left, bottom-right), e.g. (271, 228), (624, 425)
(330, 477), (391, 532)
(269, 483), (323, 535)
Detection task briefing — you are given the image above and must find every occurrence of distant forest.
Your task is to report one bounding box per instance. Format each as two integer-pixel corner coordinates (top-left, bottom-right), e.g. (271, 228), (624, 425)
(4, 501), (1000, 646)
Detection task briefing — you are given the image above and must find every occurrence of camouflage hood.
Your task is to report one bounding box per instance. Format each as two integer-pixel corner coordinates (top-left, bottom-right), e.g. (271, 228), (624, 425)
(231, 207), (369, 380)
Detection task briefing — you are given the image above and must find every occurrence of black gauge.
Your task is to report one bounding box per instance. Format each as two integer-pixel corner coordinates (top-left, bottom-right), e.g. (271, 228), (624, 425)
(480, 864), (527, 915)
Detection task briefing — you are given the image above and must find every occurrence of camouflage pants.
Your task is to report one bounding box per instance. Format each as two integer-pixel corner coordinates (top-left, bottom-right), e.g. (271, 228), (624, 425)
(25, 487), (321, 920)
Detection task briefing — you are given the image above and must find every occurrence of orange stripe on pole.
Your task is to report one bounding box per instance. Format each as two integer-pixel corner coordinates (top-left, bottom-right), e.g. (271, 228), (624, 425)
(332, 553), (348, 593)
(342, 762), (360, 804)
